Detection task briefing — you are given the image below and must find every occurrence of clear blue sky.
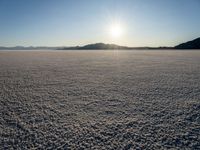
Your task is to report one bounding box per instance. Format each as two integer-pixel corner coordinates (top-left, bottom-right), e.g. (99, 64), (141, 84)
(0, 0), (199, 47)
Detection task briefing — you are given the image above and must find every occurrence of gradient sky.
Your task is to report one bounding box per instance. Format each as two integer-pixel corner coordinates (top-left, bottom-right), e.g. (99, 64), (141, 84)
(0, 0), (200, 47)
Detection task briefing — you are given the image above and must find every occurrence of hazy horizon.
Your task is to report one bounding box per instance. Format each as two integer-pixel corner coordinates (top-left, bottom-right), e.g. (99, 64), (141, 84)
(0, 0), (200, 47)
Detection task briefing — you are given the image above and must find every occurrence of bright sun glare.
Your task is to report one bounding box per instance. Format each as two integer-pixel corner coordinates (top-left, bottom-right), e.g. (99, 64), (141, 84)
(109, 23), (124, 38)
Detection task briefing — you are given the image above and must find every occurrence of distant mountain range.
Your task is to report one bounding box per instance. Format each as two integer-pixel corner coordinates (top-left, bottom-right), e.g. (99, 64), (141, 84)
(0, 46), (59, 50)
(0, 37), (200, 50)
(57, 43), (171, 50)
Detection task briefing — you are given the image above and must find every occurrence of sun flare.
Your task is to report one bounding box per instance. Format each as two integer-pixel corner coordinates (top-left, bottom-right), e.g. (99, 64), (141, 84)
(109, 23), (124, 38)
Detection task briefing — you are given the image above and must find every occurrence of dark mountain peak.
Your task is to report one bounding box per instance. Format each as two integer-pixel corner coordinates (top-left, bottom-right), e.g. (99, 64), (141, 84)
(175, 37), (200, 49)
(79, 43), (129, 49)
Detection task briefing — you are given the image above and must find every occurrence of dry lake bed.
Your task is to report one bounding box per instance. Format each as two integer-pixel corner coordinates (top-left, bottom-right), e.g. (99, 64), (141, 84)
(0, 50), (200, 149)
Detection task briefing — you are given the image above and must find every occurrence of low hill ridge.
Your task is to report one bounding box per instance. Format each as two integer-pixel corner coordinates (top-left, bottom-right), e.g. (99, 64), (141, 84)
(1, 37), (200, 50)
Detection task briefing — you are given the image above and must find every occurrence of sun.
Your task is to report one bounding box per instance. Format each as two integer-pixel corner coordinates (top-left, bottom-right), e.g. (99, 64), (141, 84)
(109, 23), (124, 38)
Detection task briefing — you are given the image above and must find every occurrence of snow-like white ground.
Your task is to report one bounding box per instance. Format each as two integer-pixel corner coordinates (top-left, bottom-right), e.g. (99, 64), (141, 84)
(0, 50), (200, 149)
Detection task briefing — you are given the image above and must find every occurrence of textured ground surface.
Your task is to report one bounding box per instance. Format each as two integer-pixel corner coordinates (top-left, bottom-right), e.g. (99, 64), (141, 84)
(0, 50), (200, 149)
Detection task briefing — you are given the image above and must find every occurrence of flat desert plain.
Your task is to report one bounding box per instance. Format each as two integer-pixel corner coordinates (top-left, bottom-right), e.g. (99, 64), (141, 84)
(0, 50), (200, 149)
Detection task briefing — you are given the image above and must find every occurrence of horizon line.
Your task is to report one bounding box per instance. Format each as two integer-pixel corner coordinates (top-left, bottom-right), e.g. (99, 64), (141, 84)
(1, 37), (199, 48)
